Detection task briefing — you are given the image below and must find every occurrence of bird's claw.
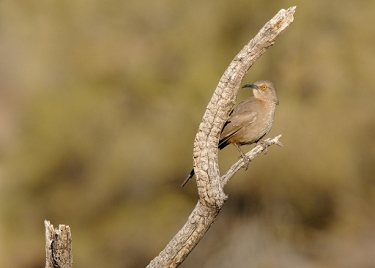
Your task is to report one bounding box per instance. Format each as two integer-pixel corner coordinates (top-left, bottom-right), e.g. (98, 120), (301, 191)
(239, 154), (250, 170)
(260, 139), (271, 155)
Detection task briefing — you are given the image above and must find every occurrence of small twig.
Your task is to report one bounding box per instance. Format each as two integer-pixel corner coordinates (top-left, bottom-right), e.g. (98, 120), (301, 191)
(221, 135), (283, 187)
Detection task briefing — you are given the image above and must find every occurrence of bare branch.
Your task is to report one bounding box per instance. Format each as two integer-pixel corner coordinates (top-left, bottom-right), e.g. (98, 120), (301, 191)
(194, 7), (295, 208)
(221, 135), (283, 187)
(148, 7), (296, 268)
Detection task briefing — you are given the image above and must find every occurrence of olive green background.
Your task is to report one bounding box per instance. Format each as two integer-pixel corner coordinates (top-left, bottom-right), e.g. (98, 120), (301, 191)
(1, 0), (375, 267)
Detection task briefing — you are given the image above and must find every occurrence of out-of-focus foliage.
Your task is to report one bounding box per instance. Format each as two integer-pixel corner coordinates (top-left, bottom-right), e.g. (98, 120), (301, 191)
(1, 0), (375, 267)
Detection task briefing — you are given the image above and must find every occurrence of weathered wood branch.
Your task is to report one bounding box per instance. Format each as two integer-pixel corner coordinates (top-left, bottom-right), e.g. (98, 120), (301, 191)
(221, 135), (283, 187)
(148, 7), (295, 268)
(45, 220), (73, 268)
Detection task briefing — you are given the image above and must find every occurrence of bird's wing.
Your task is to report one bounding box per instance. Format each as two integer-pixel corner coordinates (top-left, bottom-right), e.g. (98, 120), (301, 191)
(219, 99), (258, 149)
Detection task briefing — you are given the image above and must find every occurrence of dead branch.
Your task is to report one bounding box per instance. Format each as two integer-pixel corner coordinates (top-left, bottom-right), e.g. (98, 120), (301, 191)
(45, 220), (73, 268)
(147, 6), (295, 268)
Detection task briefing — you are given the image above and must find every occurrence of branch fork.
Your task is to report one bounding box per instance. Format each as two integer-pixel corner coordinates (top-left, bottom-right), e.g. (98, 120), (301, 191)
(148, 6), (295, 267)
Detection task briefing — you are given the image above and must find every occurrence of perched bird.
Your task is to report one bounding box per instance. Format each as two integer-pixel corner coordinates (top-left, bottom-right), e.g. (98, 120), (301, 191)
(182, 80), (279, 187)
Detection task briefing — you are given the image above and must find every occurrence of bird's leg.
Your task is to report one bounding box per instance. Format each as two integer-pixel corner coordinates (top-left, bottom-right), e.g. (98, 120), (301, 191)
(233, 143), (250, 170)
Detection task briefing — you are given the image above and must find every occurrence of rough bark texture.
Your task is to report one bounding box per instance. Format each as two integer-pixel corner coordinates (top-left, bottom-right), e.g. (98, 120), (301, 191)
(147, 6), (295, 268)
(45, 220), (73, 268)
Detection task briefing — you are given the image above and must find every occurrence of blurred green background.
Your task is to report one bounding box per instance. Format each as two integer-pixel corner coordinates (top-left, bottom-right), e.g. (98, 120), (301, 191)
(1, 0), (375, 267)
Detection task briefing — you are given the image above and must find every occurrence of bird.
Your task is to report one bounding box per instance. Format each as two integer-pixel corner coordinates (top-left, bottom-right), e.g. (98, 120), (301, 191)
(181, 80), (279, 187)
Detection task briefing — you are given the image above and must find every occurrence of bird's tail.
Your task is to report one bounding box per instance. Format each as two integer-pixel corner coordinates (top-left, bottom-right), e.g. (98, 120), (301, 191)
(181, 169), (195, 187)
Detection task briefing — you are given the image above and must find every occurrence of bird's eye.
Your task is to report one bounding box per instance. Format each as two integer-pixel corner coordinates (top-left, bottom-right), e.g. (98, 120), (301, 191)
(261, 85), (267, 90)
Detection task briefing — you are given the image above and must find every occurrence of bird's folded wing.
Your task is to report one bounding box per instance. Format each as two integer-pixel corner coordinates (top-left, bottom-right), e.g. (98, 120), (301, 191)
(218, 111), (257, 149)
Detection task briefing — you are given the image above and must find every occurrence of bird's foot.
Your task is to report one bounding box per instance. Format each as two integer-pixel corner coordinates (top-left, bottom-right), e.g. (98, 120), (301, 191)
(259, 139), (271, 155)
(239, 154), (251, 170)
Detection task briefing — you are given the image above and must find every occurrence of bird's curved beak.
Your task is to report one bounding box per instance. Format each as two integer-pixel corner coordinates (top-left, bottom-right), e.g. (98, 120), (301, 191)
(242, 84), (258, 89)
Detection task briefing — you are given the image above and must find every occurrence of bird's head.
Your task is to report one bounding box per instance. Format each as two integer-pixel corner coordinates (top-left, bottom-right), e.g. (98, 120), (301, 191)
(242, 80), (279, 105)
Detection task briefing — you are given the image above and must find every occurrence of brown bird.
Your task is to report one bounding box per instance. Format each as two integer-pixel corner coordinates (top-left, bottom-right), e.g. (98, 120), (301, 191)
(182, 80), (279, 187)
